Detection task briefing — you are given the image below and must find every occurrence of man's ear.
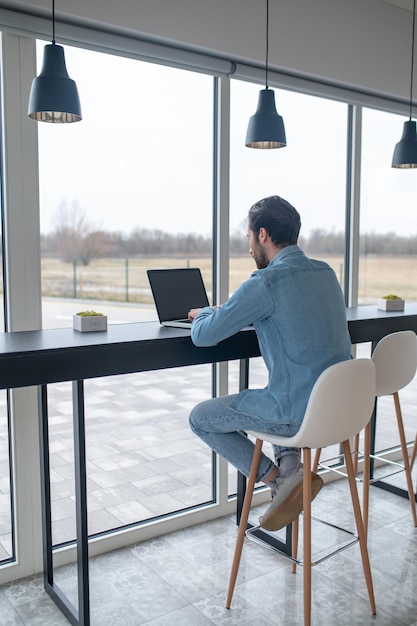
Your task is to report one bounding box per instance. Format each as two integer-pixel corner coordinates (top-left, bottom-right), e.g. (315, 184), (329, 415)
(258, 227), (268, 243)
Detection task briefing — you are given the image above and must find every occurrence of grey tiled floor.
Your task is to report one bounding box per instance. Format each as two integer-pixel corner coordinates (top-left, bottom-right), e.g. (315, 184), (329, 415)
(1, 476), (417, 625)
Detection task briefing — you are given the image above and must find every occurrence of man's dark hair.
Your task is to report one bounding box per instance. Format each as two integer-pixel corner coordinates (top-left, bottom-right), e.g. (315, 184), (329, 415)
(248, 195), (301, 246)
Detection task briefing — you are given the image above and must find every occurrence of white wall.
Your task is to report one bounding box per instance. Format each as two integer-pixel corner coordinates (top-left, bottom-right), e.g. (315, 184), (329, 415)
(2, 0), (415, 102)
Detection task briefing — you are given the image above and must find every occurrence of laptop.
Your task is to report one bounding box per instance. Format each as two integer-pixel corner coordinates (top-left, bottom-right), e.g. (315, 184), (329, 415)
(147, 268), (210, 328)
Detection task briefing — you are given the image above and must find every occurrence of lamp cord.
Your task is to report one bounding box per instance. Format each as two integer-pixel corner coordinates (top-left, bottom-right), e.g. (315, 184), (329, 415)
(410, 0), (416, 119)
(52, 0), (55, 44)
(265, 0), (269, 89)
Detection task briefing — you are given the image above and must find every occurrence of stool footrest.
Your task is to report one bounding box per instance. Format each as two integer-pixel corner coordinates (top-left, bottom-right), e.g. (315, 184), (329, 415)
(245, 516), (359, 567)
(319, 453), (406, 483)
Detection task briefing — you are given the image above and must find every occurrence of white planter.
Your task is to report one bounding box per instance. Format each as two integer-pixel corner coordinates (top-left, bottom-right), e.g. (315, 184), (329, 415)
(73, 314), (108, 332)
(377, 298), (405, 312)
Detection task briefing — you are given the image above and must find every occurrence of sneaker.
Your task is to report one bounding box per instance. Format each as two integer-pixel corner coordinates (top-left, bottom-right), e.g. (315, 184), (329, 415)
(259, 465), (323, 531)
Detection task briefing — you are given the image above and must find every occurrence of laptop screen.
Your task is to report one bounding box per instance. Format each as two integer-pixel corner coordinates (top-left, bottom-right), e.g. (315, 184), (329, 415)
(147, 268), (210, 323)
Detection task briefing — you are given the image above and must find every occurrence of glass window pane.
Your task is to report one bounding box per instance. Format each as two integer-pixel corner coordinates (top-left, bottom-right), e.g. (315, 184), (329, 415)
(228, 82), (348, 494)
(230, 80), (347, 264)
(0, 175), (13, 564)
(36, 44), (216, 538)
(360, 108), (417, 304)
(360, 107), (417, 458)
(49, 368), (213, 546)
(37, 43), (213, 328)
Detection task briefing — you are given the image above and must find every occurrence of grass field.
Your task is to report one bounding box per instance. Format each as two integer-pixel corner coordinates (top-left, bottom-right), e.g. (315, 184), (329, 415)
(40, 254), (417, 304)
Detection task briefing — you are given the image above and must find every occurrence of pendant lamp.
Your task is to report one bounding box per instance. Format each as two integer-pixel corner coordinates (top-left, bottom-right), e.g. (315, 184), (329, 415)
(28, 0), (81, 123)
(245, 0), (286, 149)
(392, 0), (417, 168)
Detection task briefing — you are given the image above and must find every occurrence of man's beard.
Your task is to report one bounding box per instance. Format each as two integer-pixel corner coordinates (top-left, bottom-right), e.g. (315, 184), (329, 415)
(252, 243), (269, 269)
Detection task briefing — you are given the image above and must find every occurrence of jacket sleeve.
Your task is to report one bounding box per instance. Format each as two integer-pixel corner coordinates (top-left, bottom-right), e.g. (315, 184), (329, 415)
(191, 272), (274, 347)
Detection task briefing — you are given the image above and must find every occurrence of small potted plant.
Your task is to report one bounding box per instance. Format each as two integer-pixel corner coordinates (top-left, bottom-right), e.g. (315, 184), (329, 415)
(73, 310), (108, 332)
(377, 294), (405, 312)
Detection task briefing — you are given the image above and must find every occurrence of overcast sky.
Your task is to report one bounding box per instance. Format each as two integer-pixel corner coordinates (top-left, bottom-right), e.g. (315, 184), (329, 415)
(36, 43), (417, 239)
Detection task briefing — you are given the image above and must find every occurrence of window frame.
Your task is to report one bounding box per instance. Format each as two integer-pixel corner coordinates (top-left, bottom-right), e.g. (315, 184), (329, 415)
(0, 22), (412, 582)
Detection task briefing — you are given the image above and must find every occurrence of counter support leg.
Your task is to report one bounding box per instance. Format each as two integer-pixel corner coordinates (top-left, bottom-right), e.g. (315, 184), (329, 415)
(73, 380), (90, 626)
(38, 385), (53, 587)
(39, 383), (90, 625)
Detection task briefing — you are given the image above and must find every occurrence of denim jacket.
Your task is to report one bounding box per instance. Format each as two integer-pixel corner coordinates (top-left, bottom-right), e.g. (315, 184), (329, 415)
(191, 245), (352, 427)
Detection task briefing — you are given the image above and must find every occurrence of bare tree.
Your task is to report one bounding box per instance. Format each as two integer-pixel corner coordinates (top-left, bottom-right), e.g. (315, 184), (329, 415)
(50, 200), (94, 265)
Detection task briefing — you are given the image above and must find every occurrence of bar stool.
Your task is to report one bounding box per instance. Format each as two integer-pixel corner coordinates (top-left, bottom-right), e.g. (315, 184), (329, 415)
(315, 331), (417, 537)
(226, 358), (376, 626)
(360, 330), (417, 533)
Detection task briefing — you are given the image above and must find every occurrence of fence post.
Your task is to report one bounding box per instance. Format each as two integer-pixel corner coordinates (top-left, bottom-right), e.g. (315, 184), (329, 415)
(73, 259), (77, 299)
(125, 257), (129, 302)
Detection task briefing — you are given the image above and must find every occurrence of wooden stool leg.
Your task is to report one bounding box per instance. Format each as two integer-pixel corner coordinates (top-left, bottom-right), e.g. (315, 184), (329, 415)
(226, 438), (263, 609)
(343, 440), (376, 616)
(363, 421), (371, 540)
(393, 392), (417, 527)
(302, 447), (312, 626)
(352, 433), (360, 477)
(312, 448), (321, 473)
(291, 516), (299, 574)
(410, 433), (417, 470)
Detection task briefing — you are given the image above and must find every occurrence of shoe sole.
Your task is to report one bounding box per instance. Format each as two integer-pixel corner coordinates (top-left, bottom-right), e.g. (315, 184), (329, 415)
(260, 473), (324, 531)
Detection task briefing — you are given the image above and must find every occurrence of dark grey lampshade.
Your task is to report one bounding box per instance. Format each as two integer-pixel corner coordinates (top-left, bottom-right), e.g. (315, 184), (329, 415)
(245, 88), (286, 149)
(392, 120), (417, 168)
(28, 43), (82, 123)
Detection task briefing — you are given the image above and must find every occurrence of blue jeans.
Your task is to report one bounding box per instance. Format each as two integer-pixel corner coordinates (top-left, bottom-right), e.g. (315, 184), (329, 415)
(189, 394), (300, 482)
